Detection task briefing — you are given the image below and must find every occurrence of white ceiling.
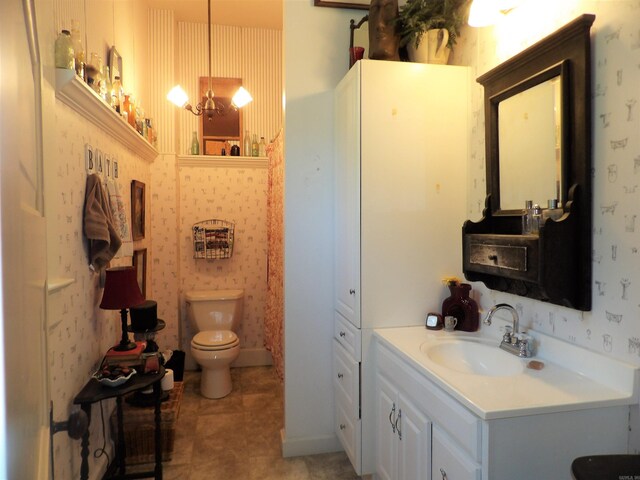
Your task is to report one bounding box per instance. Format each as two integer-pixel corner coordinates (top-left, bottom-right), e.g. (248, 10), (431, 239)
(148, 0), (283, 30)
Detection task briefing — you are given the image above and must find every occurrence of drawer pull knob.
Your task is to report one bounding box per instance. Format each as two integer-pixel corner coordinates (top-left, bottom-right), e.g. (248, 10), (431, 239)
(439, 468), (448, 479)
(337, 373), (344, 379)
(339, 331), (346, 337)
(339, 424), (346, 430)
(395, 409), (402, 440)
(349, 289), (356, 295)
(488, 254), (498, 262)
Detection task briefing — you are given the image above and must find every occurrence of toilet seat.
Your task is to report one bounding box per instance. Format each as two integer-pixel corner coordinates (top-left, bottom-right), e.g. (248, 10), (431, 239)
(191, 330), (239, 351)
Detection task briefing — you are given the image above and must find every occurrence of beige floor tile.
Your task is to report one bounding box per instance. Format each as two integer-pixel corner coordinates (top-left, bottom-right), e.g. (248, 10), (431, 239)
(249, 455), (312, 480)
(303, 452), (362, 479)
(189, 452), (253, 479)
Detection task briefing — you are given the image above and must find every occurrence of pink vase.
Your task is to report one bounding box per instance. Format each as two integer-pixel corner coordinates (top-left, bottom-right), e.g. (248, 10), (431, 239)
(441, 283), (479, 332)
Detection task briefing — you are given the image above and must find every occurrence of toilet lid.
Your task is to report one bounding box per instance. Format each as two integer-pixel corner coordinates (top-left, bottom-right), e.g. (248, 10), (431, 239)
(192, 331), (239, 350)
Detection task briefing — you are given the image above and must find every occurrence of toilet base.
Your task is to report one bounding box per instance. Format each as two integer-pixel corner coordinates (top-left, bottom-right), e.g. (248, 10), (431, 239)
(200, 366), (232, 399)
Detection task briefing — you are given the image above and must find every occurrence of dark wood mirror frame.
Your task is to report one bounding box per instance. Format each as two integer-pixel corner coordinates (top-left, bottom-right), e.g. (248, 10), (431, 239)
(462, 14), (595, 311)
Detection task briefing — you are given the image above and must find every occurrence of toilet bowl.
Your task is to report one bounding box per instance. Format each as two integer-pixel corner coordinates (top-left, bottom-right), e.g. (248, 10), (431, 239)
(185, 289), (244, 399)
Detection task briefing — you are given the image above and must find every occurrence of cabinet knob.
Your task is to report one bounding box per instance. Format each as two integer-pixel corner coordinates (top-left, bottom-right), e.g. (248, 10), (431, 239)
(339, 331), (346, 337)
(439, 468), (448, 480)
(488, 254), (498, 262)
(337, 373), (344, 379)
(339, 424), (346, 430)
(349, 289), (356, 295)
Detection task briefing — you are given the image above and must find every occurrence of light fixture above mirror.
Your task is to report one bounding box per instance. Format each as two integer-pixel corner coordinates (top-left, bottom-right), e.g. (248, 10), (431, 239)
(166, 0), (253, 120)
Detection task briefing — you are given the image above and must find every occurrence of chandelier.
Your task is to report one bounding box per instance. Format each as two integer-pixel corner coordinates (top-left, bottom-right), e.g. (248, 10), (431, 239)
(166, 0), (252, 120)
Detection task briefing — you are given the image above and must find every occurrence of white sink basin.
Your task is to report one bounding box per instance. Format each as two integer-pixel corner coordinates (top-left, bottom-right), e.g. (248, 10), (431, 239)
(420, 339), (524, 377)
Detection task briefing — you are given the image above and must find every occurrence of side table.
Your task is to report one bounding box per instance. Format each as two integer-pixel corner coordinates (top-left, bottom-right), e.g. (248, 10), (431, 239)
(73, 367), (165, 480)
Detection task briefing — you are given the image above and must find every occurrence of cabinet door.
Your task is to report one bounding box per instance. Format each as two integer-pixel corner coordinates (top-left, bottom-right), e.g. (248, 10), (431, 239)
(432, 426), (481, 480)
(334, 69), (361, 328)
(397, 393), (432, 480)
(375, 373), (398, 480)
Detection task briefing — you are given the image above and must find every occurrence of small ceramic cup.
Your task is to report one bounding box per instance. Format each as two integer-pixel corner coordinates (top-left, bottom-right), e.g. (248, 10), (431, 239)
(444, 315), (458, 332)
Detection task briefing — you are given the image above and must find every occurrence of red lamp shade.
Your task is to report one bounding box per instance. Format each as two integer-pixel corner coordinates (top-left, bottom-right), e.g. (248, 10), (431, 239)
(100, 266), (145, 310)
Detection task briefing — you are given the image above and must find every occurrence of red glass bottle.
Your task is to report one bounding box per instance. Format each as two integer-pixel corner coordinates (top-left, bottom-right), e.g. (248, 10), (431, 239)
(441, 282), (479, 332)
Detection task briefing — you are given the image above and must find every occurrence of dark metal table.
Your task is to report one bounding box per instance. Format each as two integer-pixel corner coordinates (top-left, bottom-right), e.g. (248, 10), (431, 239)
(73, 367), (165, 480)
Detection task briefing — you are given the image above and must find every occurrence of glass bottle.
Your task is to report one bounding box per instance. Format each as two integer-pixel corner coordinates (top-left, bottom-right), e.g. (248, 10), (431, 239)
(531, 204), (542, 234)
(522, 200), (533, 234)
(70, 20), (85, 78)
(259, 136), (266, 157)
(54, 30), (75, 70)
(251, 134), (259, 157)
(244, 130), (251, 156)
(441, 282), (479, 332)
(102, 66), (112, 105)
(112, 76), (123, 113)
(191, 131), (200, 155)
(542, 199), (563, 222)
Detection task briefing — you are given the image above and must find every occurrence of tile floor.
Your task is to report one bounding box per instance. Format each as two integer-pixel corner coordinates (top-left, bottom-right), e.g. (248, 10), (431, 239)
(157, 366), (362, 479)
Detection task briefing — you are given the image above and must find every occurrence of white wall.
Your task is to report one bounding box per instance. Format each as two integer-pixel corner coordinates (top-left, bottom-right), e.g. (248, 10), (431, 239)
(282, 0), (356, 455)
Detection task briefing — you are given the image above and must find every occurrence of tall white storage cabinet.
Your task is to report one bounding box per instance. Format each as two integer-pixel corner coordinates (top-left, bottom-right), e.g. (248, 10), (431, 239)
(333, 60), (470, 475)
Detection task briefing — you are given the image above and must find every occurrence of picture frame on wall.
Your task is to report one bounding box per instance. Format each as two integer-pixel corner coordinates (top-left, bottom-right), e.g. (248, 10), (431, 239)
(314, 0), (369, 9)
(133, 248), (147, 298)
(131, 180), (145, 240)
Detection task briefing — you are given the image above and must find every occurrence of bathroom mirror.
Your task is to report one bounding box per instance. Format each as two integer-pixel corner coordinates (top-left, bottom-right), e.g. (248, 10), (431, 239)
(463, 14), (595, 311)
(498, 70), (564, 210)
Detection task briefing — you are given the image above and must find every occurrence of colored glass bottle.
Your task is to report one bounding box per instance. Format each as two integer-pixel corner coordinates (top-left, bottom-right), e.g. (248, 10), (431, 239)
(441, 282), (479, 332)
(54, 30), (75, 70)
(191, 131), (199, 155)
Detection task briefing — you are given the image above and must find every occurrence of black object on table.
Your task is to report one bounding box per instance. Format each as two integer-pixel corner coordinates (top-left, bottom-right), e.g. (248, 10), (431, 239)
(128, 319), (166, 352)
(571, 455), (640, 479)
(73, 366), (165, 480)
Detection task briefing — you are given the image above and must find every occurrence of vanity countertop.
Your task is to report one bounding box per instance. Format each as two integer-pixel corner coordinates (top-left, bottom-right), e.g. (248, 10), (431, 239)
(374, 326), (639, 420)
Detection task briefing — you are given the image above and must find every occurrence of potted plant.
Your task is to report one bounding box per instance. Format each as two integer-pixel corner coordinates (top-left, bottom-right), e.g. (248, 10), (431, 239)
(396, 0), (467, 63)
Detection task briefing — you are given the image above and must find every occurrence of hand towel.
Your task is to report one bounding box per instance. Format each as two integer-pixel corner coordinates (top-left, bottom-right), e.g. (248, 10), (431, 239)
(83, 174), (122, 270)
(106, 176), (133, 257)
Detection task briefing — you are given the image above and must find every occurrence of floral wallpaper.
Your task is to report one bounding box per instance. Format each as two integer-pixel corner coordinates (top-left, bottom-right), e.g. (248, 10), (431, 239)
(455, 1), (640, 366)
(47, 99), (152, 479)
(265, 131), (285, 381)
(177, 162), (268, 368)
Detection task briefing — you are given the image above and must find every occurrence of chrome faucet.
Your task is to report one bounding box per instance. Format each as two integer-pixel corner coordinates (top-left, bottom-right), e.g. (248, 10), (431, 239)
(483, 303), (531, 357)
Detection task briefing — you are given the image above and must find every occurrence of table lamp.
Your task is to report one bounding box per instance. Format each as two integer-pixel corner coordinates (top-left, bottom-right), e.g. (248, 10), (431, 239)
(100, 266), (145, 351)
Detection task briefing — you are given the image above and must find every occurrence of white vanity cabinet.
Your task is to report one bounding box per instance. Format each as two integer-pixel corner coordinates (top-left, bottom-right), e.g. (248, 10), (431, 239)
(373, 332), (633, 480)
(333, 59), (470, 475)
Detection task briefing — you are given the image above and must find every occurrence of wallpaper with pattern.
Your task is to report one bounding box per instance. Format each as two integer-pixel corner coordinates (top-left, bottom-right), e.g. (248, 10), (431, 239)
(47, 99), (152, 479)
(177, 163), (268, 367)
(454, 1), (640, 366)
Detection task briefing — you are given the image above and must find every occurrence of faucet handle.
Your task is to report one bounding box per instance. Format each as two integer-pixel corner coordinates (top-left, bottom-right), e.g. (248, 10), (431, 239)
(502, 325), (512, 343)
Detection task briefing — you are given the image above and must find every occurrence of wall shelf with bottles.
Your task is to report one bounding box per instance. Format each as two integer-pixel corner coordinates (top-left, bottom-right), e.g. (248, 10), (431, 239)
(177, 155), (267, 169)
(55, 69), (158, 163)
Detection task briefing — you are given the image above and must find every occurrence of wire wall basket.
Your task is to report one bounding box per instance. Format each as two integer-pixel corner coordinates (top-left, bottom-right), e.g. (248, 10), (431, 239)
(192, 219), (235, 259)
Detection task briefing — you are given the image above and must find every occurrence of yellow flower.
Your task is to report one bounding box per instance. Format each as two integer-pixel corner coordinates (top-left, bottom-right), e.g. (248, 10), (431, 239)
(441, 276), (461, 286)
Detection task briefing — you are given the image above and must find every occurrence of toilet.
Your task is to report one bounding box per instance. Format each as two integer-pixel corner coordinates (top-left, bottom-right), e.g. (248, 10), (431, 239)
(185, 289), (244, 399)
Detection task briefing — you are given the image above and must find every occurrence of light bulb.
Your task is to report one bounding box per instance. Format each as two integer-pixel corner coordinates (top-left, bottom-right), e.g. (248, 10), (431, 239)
(231, 87), (253, 109)
(167, 85), (189, 108)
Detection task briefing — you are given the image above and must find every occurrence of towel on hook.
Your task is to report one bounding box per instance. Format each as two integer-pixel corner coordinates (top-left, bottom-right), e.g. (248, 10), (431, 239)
(83, 173), (121, 270)
(107, 176), (133, 257)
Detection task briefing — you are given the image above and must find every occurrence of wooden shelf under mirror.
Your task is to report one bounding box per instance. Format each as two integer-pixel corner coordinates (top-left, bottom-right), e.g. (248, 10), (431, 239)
(462, 15), (595, 311)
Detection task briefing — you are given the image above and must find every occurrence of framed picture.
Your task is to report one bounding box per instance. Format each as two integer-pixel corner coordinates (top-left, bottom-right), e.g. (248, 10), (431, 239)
(108, 46), (122, 83)
(131, 180), (145, 240)
(314, 0), (369, 9)
(133, 248), (147, 297)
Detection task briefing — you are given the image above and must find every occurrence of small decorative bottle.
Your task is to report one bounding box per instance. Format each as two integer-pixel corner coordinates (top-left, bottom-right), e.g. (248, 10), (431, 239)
(191, 131), (199, 155)
(522, 200), (533, 234)
(259, 136), (266, 156)
(441, 282), (479, 332)
(244, 130), (251, 156)
(251, 134), (259, 157)
(54, 30), (75, 70)
(112, 76), (123, 113)
(531, 204), (543, 234)
(70, 20), (85, 78)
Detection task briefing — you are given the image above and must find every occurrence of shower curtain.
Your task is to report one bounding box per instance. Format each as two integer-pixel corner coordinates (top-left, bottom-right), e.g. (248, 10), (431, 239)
(264, 130), (284, 381)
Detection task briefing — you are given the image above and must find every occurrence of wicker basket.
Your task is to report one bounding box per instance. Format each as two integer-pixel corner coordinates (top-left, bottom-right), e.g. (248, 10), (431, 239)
(110, 381), (183, 465)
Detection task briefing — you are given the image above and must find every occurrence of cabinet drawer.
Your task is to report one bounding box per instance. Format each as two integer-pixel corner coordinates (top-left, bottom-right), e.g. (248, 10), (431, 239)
(464, 233), (539, 282)
(335, 311), (361, 360)
(432, 426), (481, 480)
(333, 339), (360, 419)
(336, 396), (361, 470)
(378, 343), (481, 461)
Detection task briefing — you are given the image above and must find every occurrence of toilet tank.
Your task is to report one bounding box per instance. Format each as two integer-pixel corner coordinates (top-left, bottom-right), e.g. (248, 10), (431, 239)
(185, 289), (244, 333)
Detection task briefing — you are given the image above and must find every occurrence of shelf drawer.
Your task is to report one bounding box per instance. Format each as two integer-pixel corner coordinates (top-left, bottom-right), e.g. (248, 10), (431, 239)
(334, 311), (361, 360)
(464, 233), (539, 282)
